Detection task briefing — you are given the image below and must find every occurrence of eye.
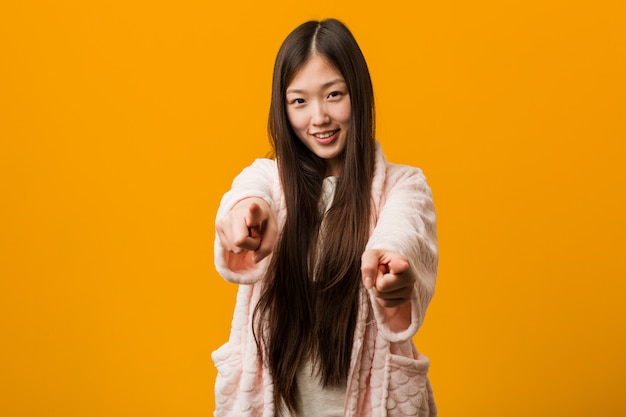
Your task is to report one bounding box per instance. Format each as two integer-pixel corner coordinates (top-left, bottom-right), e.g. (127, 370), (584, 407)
(328, 90), (346, 101)
(288, 98), (306, 105)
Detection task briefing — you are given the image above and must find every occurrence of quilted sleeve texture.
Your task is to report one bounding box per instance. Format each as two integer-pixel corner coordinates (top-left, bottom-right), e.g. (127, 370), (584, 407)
(212, 285), (274, 417)
(214, 158), (280, 284)
(366, 163), (438, 342)
(365, 324), (437, 417)
(381, 350), (436, 416)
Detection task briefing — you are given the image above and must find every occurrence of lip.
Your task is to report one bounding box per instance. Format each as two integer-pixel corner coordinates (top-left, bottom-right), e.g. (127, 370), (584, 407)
(310, 129), (339, 145)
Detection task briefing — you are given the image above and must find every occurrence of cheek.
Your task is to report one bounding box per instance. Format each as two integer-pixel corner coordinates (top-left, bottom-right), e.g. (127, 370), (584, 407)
(287, 111), (308, 132)
(337, 103), (351, 124)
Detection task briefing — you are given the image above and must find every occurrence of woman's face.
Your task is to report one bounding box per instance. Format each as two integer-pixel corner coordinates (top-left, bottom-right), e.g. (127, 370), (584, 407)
(285, 55), (351, 177)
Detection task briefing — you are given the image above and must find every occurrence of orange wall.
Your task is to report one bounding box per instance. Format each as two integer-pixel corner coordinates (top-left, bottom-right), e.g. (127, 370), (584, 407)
(1, 1), (625, 416)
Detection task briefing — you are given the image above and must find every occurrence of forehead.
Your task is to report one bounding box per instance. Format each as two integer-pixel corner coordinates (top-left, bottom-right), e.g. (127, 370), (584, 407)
(287, 55), (345, 91)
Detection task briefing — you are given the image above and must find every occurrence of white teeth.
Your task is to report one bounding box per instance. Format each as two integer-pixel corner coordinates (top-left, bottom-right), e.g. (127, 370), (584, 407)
(314, 130), (336, 139)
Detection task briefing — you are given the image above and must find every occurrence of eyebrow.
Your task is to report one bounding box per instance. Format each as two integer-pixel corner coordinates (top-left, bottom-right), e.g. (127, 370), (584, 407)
(286, 78), (346, 94)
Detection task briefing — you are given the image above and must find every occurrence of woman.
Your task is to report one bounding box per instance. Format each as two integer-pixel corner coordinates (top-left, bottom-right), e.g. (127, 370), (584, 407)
(213, 18), (438, 417)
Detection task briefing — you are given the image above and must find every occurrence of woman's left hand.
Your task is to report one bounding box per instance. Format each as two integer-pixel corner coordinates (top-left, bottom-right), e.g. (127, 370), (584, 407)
(361, 249), (415, 308)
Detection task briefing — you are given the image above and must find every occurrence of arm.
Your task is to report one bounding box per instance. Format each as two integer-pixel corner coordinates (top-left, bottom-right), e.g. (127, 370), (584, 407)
(214, 159), (280, 284)
(362, 164), (438, 342)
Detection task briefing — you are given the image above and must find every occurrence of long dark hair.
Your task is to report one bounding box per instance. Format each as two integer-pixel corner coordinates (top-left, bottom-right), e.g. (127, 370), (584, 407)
(253, 18), (376, 414)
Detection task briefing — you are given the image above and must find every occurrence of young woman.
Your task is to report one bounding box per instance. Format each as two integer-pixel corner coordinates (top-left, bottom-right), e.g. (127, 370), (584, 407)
(212, 18), (438, 417)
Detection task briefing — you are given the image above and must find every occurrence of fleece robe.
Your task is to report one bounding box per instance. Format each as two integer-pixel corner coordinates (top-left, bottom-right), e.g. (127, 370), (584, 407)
(212, 143), (438, 417)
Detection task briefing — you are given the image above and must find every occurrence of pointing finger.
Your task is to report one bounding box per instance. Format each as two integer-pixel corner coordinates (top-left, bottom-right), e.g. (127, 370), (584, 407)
(361, 249), (383, 289)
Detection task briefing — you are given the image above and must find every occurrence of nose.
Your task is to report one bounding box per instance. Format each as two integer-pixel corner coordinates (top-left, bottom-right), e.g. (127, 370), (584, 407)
(311, 101), (330, 126)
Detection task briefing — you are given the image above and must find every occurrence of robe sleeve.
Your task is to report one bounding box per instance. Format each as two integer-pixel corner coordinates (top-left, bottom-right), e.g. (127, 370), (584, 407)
(214, 158), (279, 285)
(365, 163), (438, 342)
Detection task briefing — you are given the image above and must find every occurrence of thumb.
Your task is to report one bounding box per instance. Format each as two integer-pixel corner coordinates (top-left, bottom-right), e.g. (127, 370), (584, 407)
(387, 256), (409, 275)
(245, 202), (266, 236)
(253, 212), (277, 264)
(361, 249), (383, 289)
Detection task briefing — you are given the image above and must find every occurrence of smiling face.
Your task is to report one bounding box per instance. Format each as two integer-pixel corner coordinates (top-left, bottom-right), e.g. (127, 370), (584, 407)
(285, 54), (351, 177)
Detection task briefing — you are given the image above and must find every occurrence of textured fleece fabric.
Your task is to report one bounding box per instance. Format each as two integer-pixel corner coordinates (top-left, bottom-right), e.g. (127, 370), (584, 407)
(212, 143), (438, 417)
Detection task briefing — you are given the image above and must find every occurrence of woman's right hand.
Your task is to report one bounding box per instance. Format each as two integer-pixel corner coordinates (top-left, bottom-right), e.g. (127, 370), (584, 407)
(216, 197), (277, 263)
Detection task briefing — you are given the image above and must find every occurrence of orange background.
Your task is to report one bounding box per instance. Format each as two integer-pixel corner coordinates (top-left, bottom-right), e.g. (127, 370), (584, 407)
(1, 1), (625, 416)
